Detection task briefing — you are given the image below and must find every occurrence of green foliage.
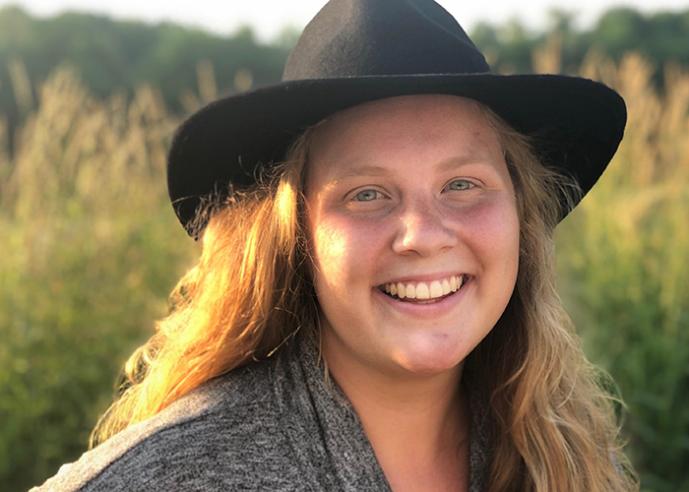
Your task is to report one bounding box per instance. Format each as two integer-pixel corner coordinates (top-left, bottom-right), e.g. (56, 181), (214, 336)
(470, 7), (689, 76)
(0, 5), (291, 143)
(1, 4), (689, 134)
(590, 8), (689, 69)
(556, 54), (689, 491)
(0, 69), (196, 491)
(0, 8), (688, 490)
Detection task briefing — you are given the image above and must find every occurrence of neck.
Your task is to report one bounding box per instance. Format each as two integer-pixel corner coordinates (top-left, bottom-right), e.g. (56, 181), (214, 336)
(322, 337), (469, 468)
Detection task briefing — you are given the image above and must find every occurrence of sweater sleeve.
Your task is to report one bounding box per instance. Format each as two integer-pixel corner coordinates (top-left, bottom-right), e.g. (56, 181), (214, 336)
(30, 365), (308, 491)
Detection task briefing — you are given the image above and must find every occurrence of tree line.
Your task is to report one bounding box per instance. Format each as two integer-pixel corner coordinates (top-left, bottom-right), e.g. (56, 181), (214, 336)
(0, 4), (688, 146)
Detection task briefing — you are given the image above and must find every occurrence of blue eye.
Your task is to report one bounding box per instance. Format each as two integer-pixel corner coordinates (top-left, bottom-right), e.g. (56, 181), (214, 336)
(352, 189), (383, 201)
(446, 179), (475, 191)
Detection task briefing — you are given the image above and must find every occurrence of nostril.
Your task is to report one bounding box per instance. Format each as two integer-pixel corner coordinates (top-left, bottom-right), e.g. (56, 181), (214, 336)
(391, 215), (458, 256)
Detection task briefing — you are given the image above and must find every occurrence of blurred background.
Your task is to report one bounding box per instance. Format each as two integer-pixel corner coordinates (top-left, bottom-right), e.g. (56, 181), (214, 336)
(0, 1), (687, 491)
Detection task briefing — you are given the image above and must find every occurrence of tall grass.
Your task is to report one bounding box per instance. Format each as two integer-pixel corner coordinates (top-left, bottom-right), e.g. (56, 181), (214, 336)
(0, 67), (196, 491)
(0, 52), (687, 491)
(555, 52), (689, 491)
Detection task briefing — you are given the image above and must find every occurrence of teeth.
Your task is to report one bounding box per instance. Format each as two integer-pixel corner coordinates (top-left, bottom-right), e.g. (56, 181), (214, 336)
(382, 275), (465, 300)
(441, 278), (451, 295)
(416, 283), (430, 300)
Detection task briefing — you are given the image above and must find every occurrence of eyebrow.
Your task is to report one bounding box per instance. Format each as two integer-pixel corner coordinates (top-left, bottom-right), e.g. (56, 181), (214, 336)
(332, 164), (391, 180)
(329, 155), (496, 182)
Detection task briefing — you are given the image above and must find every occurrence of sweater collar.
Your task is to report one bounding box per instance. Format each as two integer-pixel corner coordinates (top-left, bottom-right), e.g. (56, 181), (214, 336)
(273, 331), (489, 491)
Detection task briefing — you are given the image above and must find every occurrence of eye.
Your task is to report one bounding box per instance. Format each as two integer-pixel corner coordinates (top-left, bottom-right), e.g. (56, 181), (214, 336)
(351, 189), (385, 202)
(445, 179), (476, 192)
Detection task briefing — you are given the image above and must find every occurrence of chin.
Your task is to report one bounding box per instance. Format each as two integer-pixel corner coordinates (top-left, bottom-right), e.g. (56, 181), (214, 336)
(391, 339), (468, 376)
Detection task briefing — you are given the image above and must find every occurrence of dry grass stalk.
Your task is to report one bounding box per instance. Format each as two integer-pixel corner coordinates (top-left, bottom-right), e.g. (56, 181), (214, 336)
(8, 58), (34, 115)
(532, 34), (562, 74)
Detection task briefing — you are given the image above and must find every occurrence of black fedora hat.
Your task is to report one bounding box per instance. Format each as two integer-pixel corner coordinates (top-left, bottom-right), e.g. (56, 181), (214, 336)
(168, 0), (626, 237)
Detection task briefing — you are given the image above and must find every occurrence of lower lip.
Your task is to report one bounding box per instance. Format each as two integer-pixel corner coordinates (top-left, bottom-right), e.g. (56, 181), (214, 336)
(373, 278), (472, 319)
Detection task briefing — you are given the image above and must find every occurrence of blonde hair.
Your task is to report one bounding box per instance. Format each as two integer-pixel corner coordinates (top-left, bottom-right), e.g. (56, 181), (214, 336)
(90, 132), (318, 445)
(473, 107), (637, 491)
(91, 103), (637, 491)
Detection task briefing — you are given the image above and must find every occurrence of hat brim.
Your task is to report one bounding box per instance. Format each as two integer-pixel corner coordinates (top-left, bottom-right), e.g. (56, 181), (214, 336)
(168, 73), (626, 235)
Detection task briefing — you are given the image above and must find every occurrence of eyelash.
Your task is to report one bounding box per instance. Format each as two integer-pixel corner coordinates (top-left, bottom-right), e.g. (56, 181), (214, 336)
(348, 179), (477, 202)
(351, 189), (387, 202)
(444, 178), (476, 191)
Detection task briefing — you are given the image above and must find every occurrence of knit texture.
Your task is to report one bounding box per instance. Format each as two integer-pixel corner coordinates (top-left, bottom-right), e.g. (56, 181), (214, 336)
(32, 333), (490, 491)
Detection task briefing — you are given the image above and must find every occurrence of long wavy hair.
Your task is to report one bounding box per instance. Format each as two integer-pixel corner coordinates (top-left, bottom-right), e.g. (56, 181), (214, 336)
(90, 103), (637, 491)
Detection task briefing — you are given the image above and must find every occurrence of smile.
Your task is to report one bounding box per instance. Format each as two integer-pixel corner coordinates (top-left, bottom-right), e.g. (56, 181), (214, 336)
(379, 275), (467, 302)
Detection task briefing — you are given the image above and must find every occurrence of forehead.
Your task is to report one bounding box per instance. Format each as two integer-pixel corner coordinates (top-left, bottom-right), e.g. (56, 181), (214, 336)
(306, 94), (504, 181)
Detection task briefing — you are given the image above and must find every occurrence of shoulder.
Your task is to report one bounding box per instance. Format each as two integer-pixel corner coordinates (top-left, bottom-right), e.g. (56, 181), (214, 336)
(31, 359), (300, 491)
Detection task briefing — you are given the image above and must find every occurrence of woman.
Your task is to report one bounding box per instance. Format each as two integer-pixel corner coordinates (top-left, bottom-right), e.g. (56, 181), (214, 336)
(34, 0), (637, 491)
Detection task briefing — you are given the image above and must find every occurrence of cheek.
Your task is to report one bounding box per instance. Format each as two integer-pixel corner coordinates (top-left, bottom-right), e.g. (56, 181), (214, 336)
(458, 196), (520, 275)
(311, 224), (348, 290)
(309, 215), (383, 290)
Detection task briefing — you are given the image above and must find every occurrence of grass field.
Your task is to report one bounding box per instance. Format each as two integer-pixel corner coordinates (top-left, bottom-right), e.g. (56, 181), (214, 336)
(1, 53), (687, 491)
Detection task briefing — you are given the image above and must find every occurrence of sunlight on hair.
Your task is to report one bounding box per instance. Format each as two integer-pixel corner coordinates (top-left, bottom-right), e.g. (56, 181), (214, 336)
(274, 178), (298, 240)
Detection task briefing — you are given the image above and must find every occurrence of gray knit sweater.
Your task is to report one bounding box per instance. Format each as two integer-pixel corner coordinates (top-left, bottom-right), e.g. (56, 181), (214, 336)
(32, 333), (490, 491)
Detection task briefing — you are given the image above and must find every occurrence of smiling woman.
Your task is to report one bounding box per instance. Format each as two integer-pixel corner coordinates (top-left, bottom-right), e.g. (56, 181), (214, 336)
(305, 96), (520, 384)
(303, 96), (521, 489)
(32, 1), (637, 491)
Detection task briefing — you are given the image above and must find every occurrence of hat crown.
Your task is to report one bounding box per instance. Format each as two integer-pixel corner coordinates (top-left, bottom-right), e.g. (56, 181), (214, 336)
(282, 0), (490, 81)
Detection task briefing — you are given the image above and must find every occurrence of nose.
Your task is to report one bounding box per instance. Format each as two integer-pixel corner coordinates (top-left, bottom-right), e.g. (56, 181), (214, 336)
(391, 198), (458, 257)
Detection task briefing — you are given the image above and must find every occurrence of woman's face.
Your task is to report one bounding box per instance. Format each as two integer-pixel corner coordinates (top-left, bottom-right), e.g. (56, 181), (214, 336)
(304, 95), (520, 379)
